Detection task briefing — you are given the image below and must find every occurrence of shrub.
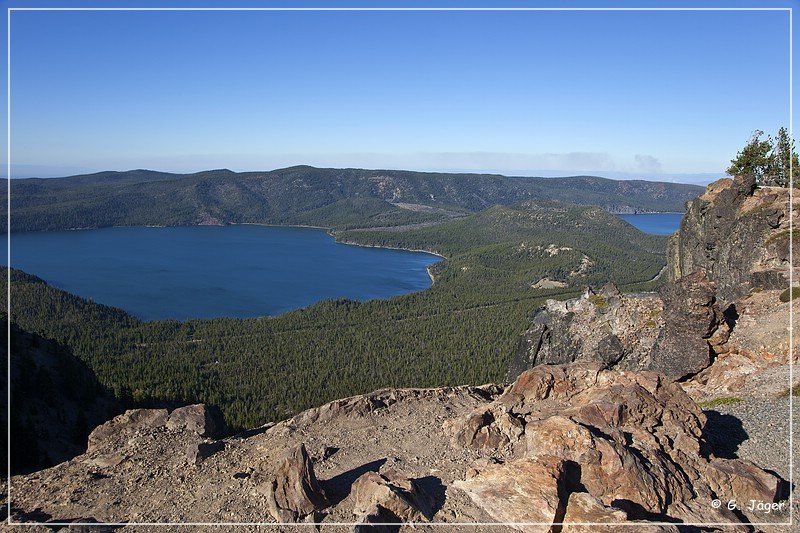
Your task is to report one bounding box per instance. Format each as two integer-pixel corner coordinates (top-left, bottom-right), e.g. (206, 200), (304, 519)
(779, 287), (800, 303)
(698, 396), (743, 408)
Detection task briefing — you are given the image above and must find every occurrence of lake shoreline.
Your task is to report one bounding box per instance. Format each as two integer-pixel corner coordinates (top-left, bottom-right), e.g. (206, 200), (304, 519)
(8, 223), (442, 321)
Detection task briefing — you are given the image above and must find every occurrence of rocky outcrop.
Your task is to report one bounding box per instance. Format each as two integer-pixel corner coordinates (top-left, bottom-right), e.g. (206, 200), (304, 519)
(668, 175), (795, 305)
(649, 270), (726, 379)
(453, 455), (567, 532)
(508, 283), (663, 381)
(449, 362), (780, 526)
(7, 365), (790, 530)
(167, 404), (227, 439)
(511, 175), (797, 391)
(258, 442), (330, 523)
(351, 470), (434, 526)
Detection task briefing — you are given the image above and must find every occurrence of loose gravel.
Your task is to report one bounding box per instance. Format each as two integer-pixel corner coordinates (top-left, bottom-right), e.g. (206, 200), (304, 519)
(704, 394), (800, 529)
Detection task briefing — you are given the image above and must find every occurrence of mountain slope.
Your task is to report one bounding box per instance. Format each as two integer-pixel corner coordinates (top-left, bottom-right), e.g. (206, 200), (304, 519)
(4, 166), (704, 232)
(1, 319), (120, 475)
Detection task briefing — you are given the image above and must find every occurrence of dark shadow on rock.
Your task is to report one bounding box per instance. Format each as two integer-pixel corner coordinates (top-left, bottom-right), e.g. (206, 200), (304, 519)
(11, 507), (52, 523)
(763, 468), (793, 501)
(610, 499), (682, 523)
(723, 304), (739, 330)
(561, 460), (587, 494)
(703, 410), (748, 459)
(353, 506), (402, 533)
(322, 458), (387, 506)
(415, 475), (446, 516)
(233, 424), (272, 440)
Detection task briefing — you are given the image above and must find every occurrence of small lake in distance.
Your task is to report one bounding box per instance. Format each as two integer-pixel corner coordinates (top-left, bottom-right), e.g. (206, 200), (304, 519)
(7, 225), (441, 321)
(618, 213), (683, 235)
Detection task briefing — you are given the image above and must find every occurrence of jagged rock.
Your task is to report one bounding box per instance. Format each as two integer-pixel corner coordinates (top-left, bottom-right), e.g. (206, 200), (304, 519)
(668, 174), (796, 305)
(350, 470), (434, 524)
(186, 440), (225, 466)
(507, 284), (663, 381)
(453, 455), (567, 532)
(649, 270), (722, 379)
(167, 404), (227, 438)
(450, 362), (778, 525)
(87, 408), (168, 453)
(260, 442), (329, 522)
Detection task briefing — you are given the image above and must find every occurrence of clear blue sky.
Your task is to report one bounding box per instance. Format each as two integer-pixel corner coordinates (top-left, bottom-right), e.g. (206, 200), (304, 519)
(2, 1), (797, 183)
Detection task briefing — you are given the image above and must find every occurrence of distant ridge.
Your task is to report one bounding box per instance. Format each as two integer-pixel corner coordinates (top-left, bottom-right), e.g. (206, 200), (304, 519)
(3, 165), (704, 232)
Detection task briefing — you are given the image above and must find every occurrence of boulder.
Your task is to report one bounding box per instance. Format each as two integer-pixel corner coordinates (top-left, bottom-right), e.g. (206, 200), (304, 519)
(167, 404), (227, 438)
(261, 442), (329, 523)
(649, 270), (722, 379)
(87, 409), (168, 453)
(561, 492), (627, 530)
(350, 470), (434, 524)
(453, 455), (566, 533)
(705, 458), (781, 506)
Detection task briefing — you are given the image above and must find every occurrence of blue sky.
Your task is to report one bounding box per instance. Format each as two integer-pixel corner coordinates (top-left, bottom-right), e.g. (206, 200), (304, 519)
(2, 1), (797, 183)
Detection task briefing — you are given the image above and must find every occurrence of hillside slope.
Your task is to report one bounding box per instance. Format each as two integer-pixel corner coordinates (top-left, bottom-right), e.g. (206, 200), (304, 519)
(1, 320), (120, 476)
(4, 166), (703, 232)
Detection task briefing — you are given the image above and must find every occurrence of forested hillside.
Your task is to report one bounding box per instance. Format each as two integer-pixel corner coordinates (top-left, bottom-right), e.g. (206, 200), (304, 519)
(4, 166), (703, 232)
(4, 200), (668, 430)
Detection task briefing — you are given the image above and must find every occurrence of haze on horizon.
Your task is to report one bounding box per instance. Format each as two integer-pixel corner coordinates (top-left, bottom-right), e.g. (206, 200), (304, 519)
(4, 4), (793, 186)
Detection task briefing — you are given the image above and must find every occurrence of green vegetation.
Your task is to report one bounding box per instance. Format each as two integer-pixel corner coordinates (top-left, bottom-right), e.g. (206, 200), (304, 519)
(698, 396), (743, 409)
(727, 127), (799, 187)
(4, 199), (668, 430)
(778, 384), (800, 398)
(3, 166), (702, 233)
(779, 287), (800, 303)
(588, 294), (609, 310)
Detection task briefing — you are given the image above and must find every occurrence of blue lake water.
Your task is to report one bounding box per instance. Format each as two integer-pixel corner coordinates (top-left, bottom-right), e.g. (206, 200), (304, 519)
(7, 225), (441, 321)
(618, 213), (683, 235)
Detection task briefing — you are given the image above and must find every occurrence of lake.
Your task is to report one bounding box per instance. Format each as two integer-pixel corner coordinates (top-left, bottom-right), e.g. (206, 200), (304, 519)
(7, 225), (441, 321)
(618, 213), (683, 235)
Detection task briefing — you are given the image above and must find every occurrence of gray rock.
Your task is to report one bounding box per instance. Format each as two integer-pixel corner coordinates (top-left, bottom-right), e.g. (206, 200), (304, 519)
(507, 284), (663, 382)
(167, 404), (227, 438)
(668, 174), (794, 305)
(649, 271), (720, 379)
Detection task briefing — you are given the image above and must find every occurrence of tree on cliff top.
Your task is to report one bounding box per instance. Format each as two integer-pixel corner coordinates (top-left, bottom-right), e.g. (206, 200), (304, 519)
(771, 127), (799, 187)
(727, 128), (799, 187)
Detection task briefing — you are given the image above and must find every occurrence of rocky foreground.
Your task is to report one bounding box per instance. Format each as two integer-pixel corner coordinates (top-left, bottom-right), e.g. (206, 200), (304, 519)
(3, 361), (795, 532)
(4, 175), (799, 531)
